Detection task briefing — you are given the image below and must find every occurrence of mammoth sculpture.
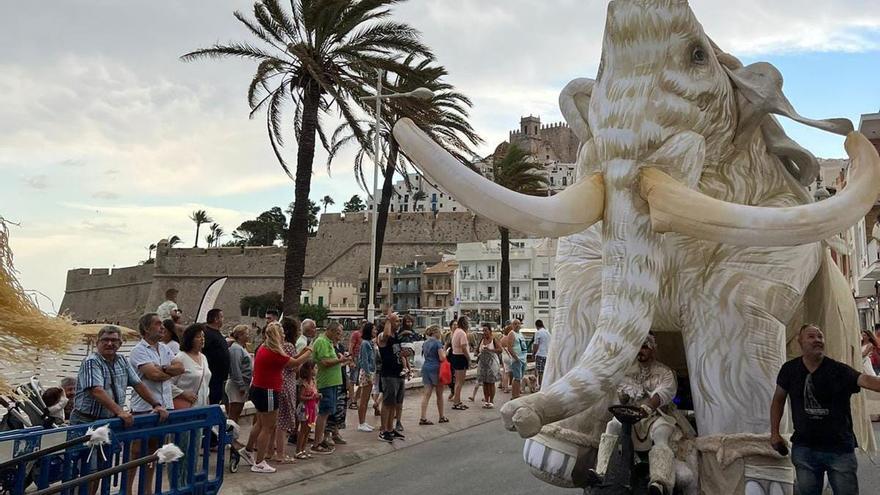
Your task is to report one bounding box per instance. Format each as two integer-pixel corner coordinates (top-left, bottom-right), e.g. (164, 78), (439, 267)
(393, 1), (880, 493)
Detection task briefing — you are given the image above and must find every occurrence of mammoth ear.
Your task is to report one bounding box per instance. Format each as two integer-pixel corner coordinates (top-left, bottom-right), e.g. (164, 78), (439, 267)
(559, 78), (594, 142)
(726, 62), (853, 186)
(727, 62), (853, 136)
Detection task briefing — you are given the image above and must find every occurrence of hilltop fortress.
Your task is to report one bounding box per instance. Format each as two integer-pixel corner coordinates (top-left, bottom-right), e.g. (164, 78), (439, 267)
(60, 211), (509, 327)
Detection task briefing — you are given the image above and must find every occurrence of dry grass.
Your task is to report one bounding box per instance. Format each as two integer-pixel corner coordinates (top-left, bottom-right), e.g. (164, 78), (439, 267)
(0, 217), (82, 392)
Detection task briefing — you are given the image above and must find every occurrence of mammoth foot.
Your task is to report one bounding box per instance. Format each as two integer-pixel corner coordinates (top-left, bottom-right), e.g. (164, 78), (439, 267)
(500, 396), (544, 438)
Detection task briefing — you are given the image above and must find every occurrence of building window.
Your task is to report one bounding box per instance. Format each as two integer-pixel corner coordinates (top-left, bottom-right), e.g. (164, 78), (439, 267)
(404, 194), (409, 203)
(432, 193), (437, 202)
(403, 204), (408, 212)
(487, 286), (495, 296)
(562, 176), (567, 186)
(318, 296), (324, 306)
(538, 281), (549, 287)
(452, 207), (457, 211)
(538, 290), (549, 300)
(342, 297), (347, 305)
(304, 296), (309, 304)
(487, 265), (496, 278)
(390, 204), (394, 212)
(512, 286), (520, 298)
(550, 177), (555, 185)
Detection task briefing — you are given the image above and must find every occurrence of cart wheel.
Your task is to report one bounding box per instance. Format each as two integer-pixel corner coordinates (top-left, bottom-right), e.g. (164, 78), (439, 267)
(229, 453), (239, 473)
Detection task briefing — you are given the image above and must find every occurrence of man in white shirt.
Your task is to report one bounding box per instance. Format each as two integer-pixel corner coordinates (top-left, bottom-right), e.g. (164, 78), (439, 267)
(156, 288), (180, 321)
(128, 312), (183, 495)
(532, 319), (551, 390)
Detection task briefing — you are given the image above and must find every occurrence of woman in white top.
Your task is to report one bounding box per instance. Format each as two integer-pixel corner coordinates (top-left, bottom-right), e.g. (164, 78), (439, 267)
(171, 324), (212, 409)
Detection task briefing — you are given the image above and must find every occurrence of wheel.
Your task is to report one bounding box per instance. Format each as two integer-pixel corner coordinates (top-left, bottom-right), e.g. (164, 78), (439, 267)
(228, 452), (239, 473)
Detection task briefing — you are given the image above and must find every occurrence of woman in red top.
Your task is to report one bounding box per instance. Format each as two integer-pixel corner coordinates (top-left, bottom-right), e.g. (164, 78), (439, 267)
(247, 322), (312, 473)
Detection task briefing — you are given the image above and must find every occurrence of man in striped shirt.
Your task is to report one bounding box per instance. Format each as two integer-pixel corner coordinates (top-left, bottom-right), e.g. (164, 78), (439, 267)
(71, 325), (169, 427)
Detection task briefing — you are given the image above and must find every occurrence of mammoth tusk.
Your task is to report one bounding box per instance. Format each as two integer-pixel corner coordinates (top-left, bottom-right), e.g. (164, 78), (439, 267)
(640, 131), (880, 247)
(392, 118), (604, 237)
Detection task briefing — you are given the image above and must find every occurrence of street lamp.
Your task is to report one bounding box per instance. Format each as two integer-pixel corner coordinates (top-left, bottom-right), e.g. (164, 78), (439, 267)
(359, 69), (433, 322)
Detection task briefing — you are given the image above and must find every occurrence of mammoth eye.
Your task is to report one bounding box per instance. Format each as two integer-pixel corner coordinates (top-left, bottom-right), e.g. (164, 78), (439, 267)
(691, 46), (708, 65)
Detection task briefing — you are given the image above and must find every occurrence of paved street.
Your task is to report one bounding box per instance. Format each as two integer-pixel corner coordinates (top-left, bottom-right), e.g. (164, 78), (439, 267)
(276, 419), (576, 495)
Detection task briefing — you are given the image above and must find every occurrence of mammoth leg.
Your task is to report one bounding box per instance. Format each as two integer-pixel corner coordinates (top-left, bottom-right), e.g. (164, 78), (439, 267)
(674, 238), (821, 435)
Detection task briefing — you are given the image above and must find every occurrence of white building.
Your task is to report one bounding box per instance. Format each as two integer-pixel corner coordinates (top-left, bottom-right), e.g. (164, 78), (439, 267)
(367, 173), (466, 214)
(454, 238), (556, 329)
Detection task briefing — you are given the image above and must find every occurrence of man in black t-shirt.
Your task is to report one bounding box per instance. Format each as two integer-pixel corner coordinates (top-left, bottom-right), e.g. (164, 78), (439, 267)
(771, 324), (880, 495)
(377, 313), (406, 442)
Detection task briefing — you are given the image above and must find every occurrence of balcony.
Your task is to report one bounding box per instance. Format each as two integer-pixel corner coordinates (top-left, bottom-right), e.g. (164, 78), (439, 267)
(858, 239), (880, 293)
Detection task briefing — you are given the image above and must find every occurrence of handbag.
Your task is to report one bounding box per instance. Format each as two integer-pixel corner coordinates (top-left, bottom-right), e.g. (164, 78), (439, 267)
(439, 360), (452, 385)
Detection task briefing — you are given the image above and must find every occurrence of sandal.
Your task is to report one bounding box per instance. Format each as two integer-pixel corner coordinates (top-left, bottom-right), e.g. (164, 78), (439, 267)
(452, 403), (468, 410)
(270, 456), (296, 464)
(419, 418), (434, 425)
(295, 451), (309, 460)
(348, 402), (359, 410)
(438, 417), (450, 423)
(482, 403), (494, 409)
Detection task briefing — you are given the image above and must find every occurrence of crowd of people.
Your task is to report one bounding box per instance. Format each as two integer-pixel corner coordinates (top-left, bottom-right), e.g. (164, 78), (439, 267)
(41, 288), (549, 479)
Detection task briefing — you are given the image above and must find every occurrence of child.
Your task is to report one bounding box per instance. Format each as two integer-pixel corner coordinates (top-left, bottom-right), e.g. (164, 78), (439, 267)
(295, 361), (319, 459)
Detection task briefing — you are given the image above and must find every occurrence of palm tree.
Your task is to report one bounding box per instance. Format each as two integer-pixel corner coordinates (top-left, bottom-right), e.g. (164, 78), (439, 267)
(490, 144), (547, 322)
(168, 235), (182, 247)
(147, 243), (157, 261)
(213, 226), (225, 247)
(329, 56), (481, 315)
(183, 0), (431, 316)
(189, 210), (213, 248)
(320, 195), (335, 214)
(411, 190), (426, 212)
(206, 233), (216, 247)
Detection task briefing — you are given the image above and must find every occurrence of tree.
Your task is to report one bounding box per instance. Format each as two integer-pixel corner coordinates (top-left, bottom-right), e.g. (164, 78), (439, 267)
(189, 210), (213, 248)
(329, 56), (481, 315)
(183, 0), (431, 316)
(342, 195), (366, 212)
(208, 223), (224, 247)
(412, 190), (426, 212)
(240, 291), (283, 317)
(206, 233), (216, 247)
(299, 302), (330, 326)
(320, 195), (335, 214)
(307, 200), (321, 235)
(147, 243), (157, 261)
(231, 207), (287, 246)
(167, 235), (182, 247)
(490, 144), (547, 322)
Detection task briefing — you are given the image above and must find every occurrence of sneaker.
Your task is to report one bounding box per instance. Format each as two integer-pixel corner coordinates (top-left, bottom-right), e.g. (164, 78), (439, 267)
(237, 447), (255, 466)
(391, 429), (405, 440)
(311, 443), (335, 455)
(324, 438), (335, 447)
(331, 435), (347, 445)
(394, 421), (404, 432)
(295, 451), (309, 460)
(358, 423), (375, 432)
(378, 431), (394, 443)
(250, 461), (276, 473)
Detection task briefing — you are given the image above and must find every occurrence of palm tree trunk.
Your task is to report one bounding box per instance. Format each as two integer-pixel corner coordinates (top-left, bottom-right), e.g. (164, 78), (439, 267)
(366, 139), (398, 318)
(500, 226), (510, 323)
(282, 84), (321, 316)
(194, 223), (201, 248)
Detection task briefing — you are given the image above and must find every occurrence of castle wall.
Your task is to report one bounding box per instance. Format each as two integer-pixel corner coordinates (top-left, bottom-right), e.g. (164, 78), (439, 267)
(60, 264), (154, 325)
(62, 212), (513, 329)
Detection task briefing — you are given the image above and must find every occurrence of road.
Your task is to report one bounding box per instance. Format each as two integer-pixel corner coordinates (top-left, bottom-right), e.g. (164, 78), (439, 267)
(271, 421), (880, 495)
(273, 419), (577, 495)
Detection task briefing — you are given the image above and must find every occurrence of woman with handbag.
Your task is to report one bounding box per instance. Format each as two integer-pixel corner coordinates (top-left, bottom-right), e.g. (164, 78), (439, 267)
(419, 325), (448, 425)
(171, 324), (212, 409)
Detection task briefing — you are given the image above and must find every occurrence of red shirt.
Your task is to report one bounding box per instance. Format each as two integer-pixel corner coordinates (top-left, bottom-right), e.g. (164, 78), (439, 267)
(252, 346), (290, 390)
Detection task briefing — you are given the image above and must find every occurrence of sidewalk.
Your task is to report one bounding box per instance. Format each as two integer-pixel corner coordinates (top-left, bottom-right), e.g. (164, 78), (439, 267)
(221, 371), (532, 495)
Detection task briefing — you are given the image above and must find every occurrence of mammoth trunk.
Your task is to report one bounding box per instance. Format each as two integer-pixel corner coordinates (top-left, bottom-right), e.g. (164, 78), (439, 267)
(543, 167), (662, 422)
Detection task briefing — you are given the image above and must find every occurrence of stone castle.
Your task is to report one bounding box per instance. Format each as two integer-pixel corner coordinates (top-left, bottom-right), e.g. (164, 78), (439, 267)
(60, 212), (510, 328)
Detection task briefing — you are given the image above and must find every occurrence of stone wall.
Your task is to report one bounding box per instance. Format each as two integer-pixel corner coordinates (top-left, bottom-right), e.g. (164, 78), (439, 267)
(61, 212), (512, 329)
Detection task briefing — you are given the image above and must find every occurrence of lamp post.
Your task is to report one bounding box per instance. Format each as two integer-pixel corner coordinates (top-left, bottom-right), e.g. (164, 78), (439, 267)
(359, 70), (433, 322)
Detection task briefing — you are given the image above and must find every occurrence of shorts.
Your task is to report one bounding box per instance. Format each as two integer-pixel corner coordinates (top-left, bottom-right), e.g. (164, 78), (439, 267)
(248, 386), (278, 413)
(225, 380), (248, 403)
(380, 376), (405, 405)
(422, 368), (439, 387)
(449, 353), (469, 371)
(318, 386), (338, 415)
(535, 356), (547, 375)
(348, 365), (360, 383)
(510, 360), (526, 381)
(358, 369), (374, 388)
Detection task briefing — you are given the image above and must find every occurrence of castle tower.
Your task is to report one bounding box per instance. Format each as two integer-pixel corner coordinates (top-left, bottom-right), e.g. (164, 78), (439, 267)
(520, 115), (541, 136)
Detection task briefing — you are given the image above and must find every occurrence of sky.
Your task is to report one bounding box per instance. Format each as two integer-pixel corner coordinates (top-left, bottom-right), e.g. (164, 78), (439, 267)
(1, 1), (878, 313)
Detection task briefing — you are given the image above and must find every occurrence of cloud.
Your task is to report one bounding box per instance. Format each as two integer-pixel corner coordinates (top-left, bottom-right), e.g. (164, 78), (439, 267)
(59, 159), (85, 167)
(22, 174), (48, 190)
(92, 191), (120, 200)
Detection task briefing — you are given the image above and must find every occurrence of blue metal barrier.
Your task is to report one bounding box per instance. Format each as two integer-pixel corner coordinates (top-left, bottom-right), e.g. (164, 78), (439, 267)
(0, 406), (227, 495)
